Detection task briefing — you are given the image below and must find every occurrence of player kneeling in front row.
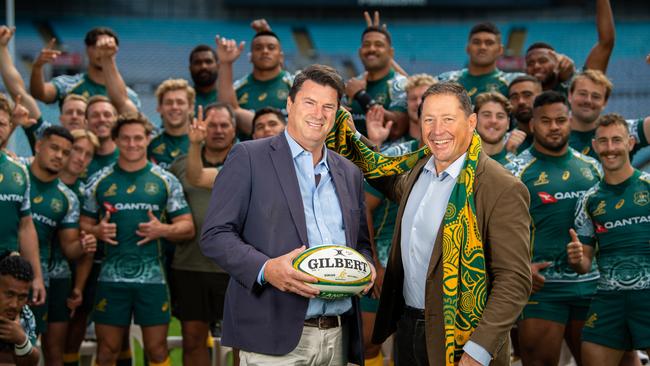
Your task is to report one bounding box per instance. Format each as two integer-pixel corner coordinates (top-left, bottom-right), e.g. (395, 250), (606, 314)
(0, 252), (40, 366)
(568, 113), (650, 366)
(80, 113), (194, 366)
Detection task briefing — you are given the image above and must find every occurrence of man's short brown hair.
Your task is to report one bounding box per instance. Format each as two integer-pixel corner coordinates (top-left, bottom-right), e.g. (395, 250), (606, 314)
(419, 82), (473, 118)
(111, 112), (154, 140)
(570, 69), (613, 101)
(474, 92), (512, 114)
(289, 65), (345, 105)
(596, 113), (629, 134)
(85, 95), (117, 119)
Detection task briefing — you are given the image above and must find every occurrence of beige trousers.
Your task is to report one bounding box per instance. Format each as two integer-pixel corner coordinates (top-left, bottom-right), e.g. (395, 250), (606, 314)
(240, 324), (349, 366)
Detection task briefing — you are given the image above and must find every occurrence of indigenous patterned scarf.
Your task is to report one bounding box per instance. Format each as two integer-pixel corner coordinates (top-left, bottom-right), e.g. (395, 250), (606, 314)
(327, 109), (487, 365)
(325, 109), (427, 178)
(441, 132), (487, 365)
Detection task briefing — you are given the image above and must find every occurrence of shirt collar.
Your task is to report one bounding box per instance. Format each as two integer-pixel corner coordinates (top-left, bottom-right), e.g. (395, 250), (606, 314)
(423, 152), (467, 180)
(284, 130), (329, 170)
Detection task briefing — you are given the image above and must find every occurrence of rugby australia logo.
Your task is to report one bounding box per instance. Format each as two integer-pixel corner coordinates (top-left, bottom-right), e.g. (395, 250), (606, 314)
(634, 191), (649, 206)
(12, 172), (23, 186)
(592, 201), (606, 216)
(50, 198), (63, 213)
(534, 172), (549, 186)
(104, 183), (117, 197)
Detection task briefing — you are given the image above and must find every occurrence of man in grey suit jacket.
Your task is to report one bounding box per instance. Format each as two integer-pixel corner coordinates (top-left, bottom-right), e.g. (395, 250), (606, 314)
(200, 64), (375, 366)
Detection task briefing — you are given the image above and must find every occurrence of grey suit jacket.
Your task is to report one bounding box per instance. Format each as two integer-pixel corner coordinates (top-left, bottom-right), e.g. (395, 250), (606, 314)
(200, 134), (372, 365)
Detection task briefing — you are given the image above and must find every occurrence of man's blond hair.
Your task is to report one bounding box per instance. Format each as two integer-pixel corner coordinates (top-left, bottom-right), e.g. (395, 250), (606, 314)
(405, 74), (436, 93)
(155, 79), (196, 111)
(70, 129), (100, 148)
(570, 69), (613, 101)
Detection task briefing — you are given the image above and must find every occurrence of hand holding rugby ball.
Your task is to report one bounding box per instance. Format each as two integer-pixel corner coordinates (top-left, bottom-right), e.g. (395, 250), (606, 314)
(292, 245), (373, 300)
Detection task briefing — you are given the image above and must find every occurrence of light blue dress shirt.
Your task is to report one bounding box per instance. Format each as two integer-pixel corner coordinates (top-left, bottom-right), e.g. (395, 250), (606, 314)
(258, 131), (351, 318)
(400, 153), (491, 366)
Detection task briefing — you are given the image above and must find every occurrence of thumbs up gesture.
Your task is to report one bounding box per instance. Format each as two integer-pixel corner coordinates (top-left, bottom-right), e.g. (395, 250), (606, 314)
(96, 211), (117, 245)
(136, 210), (165, 245)
(566, 229), (583, 265)
(80, 230), (97, 253)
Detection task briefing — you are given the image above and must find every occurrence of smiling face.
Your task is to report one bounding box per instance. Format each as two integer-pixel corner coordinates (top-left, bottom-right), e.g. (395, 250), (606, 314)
(569, 77), (608, 125)
(359, 31), (393, 73)
(253, 112), (285, 140)
(157, 89), (192, 130)
(476, 101), (510, 144)
(421, 93), (476, 172)
(593, 123), (634, 173)
(526, 48), (558, 86)
(467, 32), (503, 68)
(531, 102), (571, 154)
(87, 101), (117, 141)
(286, 80), (338, 154)
(115, 123), (150, 164)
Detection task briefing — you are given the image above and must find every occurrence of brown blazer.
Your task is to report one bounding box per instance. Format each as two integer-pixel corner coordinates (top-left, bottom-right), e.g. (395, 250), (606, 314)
(371, 152), (532, 366)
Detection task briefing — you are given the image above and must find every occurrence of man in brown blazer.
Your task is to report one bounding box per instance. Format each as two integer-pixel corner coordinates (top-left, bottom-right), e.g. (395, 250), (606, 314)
(370, 82), (532, 366)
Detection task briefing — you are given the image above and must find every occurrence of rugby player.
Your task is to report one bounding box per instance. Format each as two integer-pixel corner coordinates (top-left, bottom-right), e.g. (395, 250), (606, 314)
(29, 27), (140, 108)
(569, 113), (650, 365)
(474, 92), (518, 165)
(507, 75), (542, 153)
(189, 45), (219, 113)
(24, 126), (94, 365)
(0, 94), (44, 307)
(436, 22), (523, 102)
(251, 107), (286, 140)
(506, 91), (602, 366)
(525, 0), (615, 93)
(80, 113), (193, 366)
(0, 252), (40, 366)
(345, 26), (408, 143)
(85, 96), (119, 177)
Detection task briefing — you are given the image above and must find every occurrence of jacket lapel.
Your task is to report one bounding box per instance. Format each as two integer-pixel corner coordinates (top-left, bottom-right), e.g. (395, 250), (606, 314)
(269, 135), (309, 245)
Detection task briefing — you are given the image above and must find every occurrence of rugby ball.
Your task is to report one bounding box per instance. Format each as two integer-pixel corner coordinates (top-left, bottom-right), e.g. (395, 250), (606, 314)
(292, 245), (372, 300)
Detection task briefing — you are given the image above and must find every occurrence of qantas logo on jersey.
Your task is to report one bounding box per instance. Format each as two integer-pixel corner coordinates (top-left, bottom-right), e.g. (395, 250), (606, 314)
(538, 190), (587, 204)
(602, 215), (650, 230)
(0, 194), (23, 203)
(103, 202), (160, 212)
(33, 213), (57, 228)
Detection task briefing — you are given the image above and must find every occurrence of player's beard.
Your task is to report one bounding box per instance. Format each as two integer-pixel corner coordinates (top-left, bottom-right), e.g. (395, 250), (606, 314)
(536, 132), (569, 152)
(514, 108), (533, 124)
(192, 70), (217, 88)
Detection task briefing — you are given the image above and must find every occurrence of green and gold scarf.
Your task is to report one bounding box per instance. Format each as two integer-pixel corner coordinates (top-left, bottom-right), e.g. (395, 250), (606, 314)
(327, 109), (487, 365)
(442, 132), (487, 365)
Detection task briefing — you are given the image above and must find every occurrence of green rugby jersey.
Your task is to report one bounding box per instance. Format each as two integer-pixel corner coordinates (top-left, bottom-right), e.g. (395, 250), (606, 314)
(51, 72), (141, 108)
(27, 166), (80, 284)
(147, 132), (189, 170)
(234, 70), (292, 112)
(349, 69), (407, 137)
(82, 162), (190, 284)
(569, 118), (648, 159)
(436, 68), (523, 103)
(50, 179), (85, 279)
(507, 146), (602, 283)
(575, 170), (650, 291)
(86, 149), (119, 179)
(489, 149), (516, 166)
(0, 152), (31, 252)
(194, 89), (217, 116)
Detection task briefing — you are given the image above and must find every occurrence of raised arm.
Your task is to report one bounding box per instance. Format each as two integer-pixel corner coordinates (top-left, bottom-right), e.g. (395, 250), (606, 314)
(584, 0), (615, 72)
(186, 106), (219, 189)
(0, 27), (40, 119)
(29, 38), (60, 103)
(97, 36), (137, 115)
(215, 36), (253, 135)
